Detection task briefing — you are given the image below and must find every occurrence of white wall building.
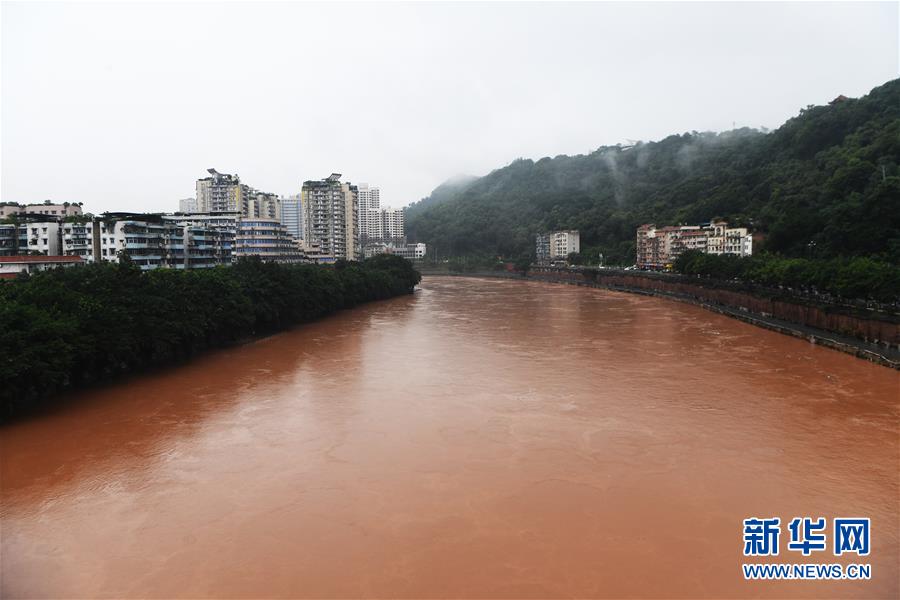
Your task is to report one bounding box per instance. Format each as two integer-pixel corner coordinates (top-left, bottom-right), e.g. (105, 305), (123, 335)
(707, 220), (753, 257)
(381, 208), (405, 241)
(21, 222), (61, 255)
(281, 195), (303, 240)
(179, 197), (198, 213)
(551, 230), (580, 259)
(357, 184), (383, 243)
(365, 242), (426, 260)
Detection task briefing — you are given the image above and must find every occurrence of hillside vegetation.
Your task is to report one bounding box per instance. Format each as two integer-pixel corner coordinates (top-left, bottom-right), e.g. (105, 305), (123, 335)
(406, 79), (900, 267)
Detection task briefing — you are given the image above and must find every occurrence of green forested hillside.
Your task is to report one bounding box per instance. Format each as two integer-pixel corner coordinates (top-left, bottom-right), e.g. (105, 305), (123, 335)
(406, 79), (900, 266)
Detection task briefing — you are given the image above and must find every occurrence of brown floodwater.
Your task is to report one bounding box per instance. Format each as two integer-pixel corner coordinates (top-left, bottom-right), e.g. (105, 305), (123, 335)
(1, 277), (898, 599)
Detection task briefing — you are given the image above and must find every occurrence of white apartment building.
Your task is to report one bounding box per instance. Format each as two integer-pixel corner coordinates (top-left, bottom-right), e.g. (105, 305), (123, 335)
(281, 195), (303, 240)
(392, 242), (426, 260)
(551, 230), (580, 259)
(61, 222), (95, 260)
(535, 230), (581, 264)
(0, 221), (64, 256)
(179, 197), (198, 213)
(707, 220), (753, 257)
(21, 222), (62, 255)
(358, 184), (405, 260)
(364, 242), (426, 260)
(381, 208), (405, 241)
(358, 184), (383, 243)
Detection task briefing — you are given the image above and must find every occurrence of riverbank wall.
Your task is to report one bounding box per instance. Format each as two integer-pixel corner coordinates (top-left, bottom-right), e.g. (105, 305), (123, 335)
(419, 267), (900, 369)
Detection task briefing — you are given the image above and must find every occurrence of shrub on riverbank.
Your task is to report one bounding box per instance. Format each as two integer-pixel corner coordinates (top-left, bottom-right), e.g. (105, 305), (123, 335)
(672, 251), (900, 303)
(0, 255), (421, 419)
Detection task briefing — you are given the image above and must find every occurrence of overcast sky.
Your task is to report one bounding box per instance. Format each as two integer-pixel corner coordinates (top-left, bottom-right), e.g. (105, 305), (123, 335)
(2, 2), (897, 213)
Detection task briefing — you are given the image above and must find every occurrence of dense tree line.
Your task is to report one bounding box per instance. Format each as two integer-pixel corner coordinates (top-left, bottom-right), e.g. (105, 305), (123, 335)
(673, 250), (900, 304)
(406, 78), (900, 268)
(0, 255), (421, 419)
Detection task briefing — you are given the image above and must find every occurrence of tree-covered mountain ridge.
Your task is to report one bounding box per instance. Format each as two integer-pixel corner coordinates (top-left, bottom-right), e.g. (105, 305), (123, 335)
(406, 78), (900, 265)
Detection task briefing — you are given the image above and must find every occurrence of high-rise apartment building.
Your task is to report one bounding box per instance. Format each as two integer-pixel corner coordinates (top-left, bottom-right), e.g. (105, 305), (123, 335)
(357, 184), (405, 257)
(179, 198), (198, 213)
(357, 184), (382, 244)
(381, 208), (405, 242)
(281, 195), (303, 240)
(196, 168), (279, 220)
(301, 174), (359, 261)
(196, 169), (244, 214)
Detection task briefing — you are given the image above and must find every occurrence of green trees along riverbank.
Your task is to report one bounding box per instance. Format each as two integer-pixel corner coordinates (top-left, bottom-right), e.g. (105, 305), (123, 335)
(672, 250), (900, 304)
(0, 255), (421, 420)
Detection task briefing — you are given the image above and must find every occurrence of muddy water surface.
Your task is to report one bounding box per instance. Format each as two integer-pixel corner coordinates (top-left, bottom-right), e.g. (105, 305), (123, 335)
(2, 277), (898, 598)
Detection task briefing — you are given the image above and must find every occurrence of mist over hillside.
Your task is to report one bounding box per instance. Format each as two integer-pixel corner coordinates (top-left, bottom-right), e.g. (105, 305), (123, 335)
(406, 79), (900, 265)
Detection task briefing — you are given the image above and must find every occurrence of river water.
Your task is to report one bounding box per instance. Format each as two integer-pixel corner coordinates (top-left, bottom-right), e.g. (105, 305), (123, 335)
(1, 277), (898, 598)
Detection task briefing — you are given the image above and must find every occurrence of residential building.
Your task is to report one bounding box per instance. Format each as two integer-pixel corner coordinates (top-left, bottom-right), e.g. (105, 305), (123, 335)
(61, 221), (96, 261)
(195, 168), (281, 221)
(250, 191), (282, 221)
(551, 230), (580, 259)
(707, 220), (753, 257)
(21, 222), (61, 255)
(381, 208), (405, 242)
(635, 220), (753, 270)
(179, 197), (198, 213)
(196, 169), (245, 214)
(0, 202), (83, 218)
(535, 233), (551, 264)
(390, 242), (427, 260)
(162, 213), (238, 266)
(234, 219), (304, 263)
(358, 184), (382, 244)
(163, 212), (241, 235)
(536, 230), (580, 264)
(357, 184), (405, 257)
(281, 195), (303, 240)
(297, 239), (332, 264)
(364, 242), (426, 260)
(39, 214), (234, 270)
(0, 223), (29, 256)
(0, 222), (61, 256)
(301, 174), (360, 261)
(99, 216), (233, 270)
(0, 255), (84, 279)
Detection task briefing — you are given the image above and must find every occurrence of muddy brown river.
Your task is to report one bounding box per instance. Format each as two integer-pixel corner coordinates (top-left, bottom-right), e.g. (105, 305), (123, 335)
(1, 277), (898, 598)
